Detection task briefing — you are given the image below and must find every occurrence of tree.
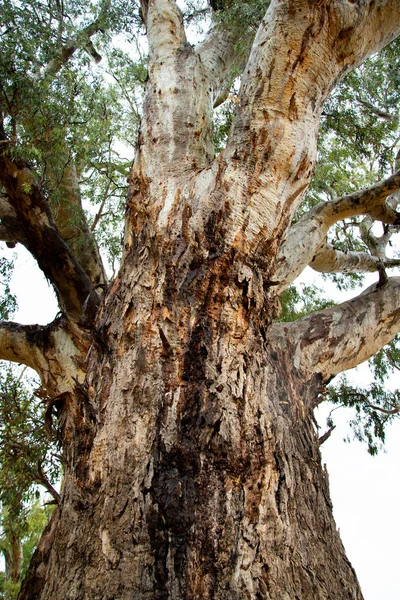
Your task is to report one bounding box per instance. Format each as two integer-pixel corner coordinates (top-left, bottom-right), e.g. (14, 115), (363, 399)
(0, 500), (54, 600)
(0, 263), (60, 599)
(0, 0), (400, 598)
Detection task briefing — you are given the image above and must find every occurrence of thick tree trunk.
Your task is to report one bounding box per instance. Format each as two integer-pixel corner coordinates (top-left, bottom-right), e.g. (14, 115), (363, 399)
(13, 2), (400, 598)
(19, 227), (363, 599)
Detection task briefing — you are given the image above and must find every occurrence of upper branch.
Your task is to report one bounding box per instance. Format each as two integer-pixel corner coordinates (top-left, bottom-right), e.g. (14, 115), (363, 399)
(144, 0), (186, 61)
(39, 1), (111, 81)
(197, 25), (244, 106)
(217, 0), (400, 249)
(268, 277), (400, 385)
(0, 317), (90, 395)
(0, 148), (100, 322)
(309, 243), (400, 274)
(275, 170), (400, 293)
(0, 322), (48, 374)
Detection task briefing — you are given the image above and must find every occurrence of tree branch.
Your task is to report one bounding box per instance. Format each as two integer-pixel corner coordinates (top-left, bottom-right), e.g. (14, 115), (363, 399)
(0, 148), (100, 322)
(0, 322), (48, 374)
(197, 25), (245, 104)
(318, 425), (336, 446)
(269, 277), (400, 385)
(145, 0), (186, 61)
(309, 242), (400, 275)
(356, 97), (398, 122)
(39, 1), (111, 81)
(48, 159), (107, 287)
(217, 0), (400, 249)
(365, 403), (400, 416)
(275, 170), (400, 293)
(36, 462), (60, 504)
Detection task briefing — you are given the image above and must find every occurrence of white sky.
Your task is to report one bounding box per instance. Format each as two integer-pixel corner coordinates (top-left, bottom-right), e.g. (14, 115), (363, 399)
(4, 246), (399, 600)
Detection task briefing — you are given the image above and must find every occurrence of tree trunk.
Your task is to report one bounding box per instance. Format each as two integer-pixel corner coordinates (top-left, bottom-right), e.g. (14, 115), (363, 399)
(4, 529), (22, 599)
(19, 229), (363, 599)
(9, 2), (400, 598)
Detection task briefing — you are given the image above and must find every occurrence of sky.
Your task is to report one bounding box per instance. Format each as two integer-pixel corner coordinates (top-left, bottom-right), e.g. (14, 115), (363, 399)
(4, 245), (400, 600)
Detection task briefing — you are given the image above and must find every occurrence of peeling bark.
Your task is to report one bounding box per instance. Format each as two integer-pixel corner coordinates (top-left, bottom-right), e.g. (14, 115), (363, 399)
(19, 228), (364, 600)
(5, 1), (400, 598)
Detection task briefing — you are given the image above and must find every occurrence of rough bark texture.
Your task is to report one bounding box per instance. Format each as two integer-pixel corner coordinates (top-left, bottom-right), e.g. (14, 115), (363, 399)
(19, 232), (363, 600)
(0, 1), (398, 599)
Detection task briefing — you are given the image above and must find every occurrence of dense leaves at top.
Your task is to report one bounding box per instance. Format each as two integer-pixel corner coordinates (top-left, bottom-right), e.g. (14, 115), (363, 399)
(0, 0), (145, 269)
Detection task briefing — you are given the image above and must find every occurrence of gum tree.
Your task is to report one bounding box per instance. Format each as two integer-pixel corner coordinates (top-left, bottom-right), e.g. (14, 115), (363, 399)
(0, 1), (400, 598)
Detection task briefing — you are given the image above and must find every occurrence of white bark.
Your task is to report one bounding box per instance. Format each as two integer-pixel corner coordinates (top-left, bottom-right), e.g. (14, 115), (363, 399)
(217, 0), (400, 249)
(309, 242), (400, 274)
(275, 170), (400, 293)
(0, 320), (87, 394)
(269, 277), (400, 384)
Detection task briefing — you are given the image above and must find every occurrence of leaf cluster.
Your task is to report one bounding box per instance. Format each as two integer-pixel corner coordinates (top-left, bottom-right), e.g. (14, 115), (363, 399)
(0, 366), (61, 516)
(0, 0), (146, 269)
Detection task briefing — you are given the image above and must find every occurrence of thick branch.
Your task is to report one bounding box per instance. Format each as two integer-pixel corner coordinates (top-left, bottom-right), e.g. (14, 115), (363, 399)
(275, 170), (400, 293)
(217, 0), (400, 248)
(0, 322), (48, 373)
(0, 316), (90, 397)
(309, 242), (400, 274)
(197, 25), (243, 103)
(49, 160), (107, 287)
(0, 150), (100, 322)
(145, 0), (186, 60)
(269, 277), (400, 385)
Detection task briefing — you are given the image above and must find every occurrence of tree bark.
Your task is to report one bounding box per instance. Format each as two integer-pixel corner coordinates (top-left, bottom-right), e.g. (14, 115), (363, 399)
(19, 233), (364, 600)
(8, 1), (400, 599)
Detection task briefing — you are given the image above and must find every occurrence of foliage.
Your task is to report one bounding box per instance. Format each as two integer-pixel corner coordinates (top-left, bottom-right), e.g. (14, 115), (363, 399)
(322, 335), (400, 455)
(0, 366), (61, 515)
(278, 284), (335, 323)
(0, 363), (60, 597)
(0, 258), (16, 321)
(212, 0), (268, 49)
(20, 501), (53, 580)
(0, 501), (53, 599)
(0, 0), (145, 269)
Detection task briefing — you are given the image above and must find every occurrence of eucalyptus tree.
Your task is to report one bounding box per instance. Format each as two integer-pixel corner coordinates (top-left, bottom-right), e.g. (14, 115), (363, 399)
(0, 258), (60, 599)
(0, 1), (400, 599)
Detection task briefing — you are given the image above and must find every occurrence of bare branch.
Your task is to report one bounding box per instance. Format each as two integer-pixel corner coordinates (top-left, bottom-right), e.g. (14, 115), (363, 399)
(139, 0), (149, 26)
(36, 462), (60, 504)
(275, 170), (400, 293)
(197, 26), (245, 102)
(318, 425), (336, 446)
(0, 322), (48, 373)
(0, 148), (100, 322)
(364, 403), (400, 416)
(309, 242), (400, 275)
(269, 277), (400, 384)
(356, 97), (398, 122)
(48, 160), (107, 287)
(145, 0), (186, 61)
(39, 1), (111, 81)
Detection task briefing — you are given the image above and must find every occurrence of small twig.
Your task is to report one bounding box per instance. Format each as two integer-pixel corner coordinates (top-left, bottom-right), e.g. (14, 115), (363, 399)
(319, 425), (336, 446)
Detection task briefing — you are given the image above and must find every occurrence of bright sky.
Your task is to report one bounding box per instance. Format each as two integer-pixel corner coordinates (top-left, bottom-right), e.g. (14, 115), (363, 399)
(4, 245), (400, 600)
